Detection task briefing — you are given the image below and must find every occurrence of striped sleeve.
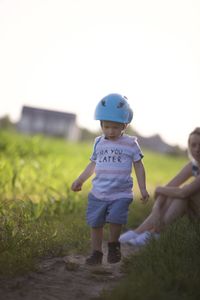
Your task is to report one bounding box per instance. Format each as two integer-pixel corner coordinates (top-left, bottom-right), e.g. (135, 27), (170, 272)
(132, 137), (144, 162)
(90, 136), (102, 162)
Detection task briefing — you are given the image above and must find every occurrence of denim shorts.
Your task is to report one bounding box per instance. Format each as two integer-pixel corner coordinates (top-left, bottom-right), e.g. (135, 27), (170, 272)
(86, 193), (133, 227)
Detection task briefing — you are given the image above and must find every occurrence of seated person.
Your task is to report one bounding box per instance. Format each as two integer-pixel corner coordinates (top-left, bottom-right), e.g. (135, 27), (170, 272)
(119, 127), (200, 246)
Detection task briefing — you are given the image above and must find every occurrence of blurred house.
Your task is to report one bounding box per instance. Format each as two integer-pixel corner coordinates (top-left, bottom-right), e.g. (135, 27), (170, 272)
(17, 106), (80, 141)
(137, 134), (184, 155)
(126, 127), (185, 155)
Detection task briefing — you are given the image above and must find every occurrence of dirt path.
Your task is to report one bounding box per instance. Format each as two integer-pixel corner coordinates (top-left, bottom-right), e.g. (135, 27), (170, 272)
(0, 243), (137, 300)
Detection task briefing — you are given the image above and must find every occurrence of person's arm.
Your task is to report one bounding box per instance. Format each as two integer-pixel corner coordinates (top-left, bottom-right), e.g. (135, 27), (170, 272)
(133, 160), (149, 202)
(166, 162), (192, 186)
(71, 161), (96, 192)
(155, 175), (200, 199)
(155, 162), (200, 199)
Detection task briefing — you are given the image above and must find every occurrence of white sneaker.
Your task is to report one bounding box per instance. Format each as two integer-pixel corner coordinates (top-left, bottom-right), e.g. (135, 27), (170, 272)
(128, 231), (160, 246)
(119, 230), (139, 243)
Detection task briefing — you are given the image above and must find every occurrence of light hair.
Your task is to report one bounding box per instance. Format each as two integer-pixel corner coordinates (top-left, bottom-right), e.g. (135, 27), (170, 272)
(100, 120), (127, 129)
(188, 127), (200, 144)
(188, 127), (200, 163)
(189, 127), (200, 136)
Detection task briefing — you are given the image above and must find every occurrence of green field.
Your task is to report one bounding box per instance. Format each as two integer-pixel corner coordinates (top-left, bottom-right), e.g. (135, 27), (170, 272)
(1, 130), (199, 300)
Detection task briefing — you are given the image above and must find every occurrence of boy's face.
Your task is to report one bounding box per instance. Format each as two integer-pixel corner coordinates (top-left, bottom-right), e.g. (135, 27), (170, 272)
(101, 121), (126, 141)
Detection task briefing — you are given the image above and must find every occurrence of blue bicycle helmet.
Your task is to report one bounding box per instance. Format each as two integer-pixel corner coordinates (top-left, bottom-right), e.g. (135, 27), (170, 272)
(94, 93), (133, 124)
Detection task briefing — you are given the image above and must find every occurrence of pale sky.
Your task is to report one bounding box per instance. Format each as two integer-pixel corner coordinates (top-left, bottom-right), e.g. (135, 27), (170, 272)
(0, 0), (199, 148)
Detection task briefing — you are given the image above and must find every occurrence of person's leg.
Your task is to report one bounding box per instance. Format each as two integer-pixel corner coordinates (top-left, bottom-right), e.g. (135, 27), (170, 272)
(134, 195), (168, 233)
(127, 198), (188, 247)
(109, 223), (122, 242)
(106, 198), (132, 263)
(187, 191), (200, 219)
(86, 194), (107, 265)
(86, 227), (104, 265)
(108, 223), (122, 263)
(162, 198), (187, 228)
(133, 212), (155, 233)
(91, 226), (104, 252)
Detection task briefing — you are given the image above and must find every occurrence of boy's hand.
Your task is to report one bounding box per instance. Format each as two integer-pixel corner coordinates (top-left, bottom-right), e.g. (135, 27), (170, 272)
(71, 179), (83, 192)
(140, 190), (149, 203)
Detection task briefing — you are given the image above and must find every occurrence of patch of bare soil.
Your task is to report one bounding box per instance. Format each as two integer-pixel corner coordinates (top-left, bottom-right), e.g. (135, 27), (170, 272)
(0, 243), (137, 300)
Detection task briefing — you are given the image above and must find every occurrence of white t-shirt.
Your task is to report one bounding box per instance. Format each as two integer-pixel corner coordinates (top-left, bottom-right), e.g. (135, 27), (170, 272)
(90, 134), (143, 201)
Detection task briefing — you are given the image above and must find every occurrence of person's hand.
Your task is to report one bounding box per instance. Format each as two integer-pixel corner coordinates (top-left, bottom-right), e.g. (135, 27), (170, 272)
(140, 189), (150, 203)
(71, 179), (83, 192)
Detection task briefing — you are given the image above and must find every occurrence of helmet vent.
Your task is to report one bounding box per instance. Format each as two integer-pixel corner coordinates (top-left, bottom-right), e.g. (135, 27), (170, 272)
(101, 100), (106, 106)
(117, 101), (125, 108)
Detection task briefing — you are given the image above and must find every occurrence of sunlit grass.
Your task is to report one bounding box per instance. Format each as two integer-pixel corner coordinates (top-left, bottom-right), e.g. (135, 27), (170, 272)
(99, 218), (200, 300)
(0, 196), (90, 277)
(0, 129), (190, 286)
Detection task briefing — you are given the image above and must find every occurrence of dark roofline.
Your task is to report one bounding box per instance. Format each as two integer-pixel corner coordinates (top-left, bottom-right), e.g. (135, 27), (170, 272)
(22, 105), (76, 119)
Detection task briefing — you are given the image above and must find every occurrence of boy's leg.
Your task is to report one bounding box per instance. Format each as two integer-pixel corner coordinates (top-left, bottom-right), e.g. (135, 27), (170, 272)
(91, 226), (103, 252)
(107, 223), (122, 263)
(86, 194), (107, 265)
(106, 198), (132, 263)
(86, 226), (104, 265)
(109, 223), (122, 242)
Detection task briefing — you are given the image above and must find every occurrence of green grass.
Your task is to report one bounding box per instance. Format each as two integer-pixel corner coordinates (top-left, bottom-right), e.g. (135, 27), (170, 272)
(1, 127), (197, 300)
(0, 130), (93, 276)
(99, 218), (200, 300)
(0, 195), (90, 277)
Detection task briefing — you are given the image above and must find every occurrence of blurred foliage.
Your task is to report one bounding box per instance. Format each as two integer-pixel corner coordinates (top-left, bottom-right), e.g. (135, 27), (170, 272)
(0, 129), (188, 279)
(0, 115), (15, 130)
(99, 218), (200, 300)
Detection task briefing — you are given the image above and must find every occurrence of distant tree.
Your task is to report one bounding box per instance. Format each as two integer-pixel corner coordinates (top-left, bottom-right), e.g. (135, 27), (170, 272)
(79, 127), (99, 141)
(125, 125), (138, 136)
(0, 115), (15, 129)
(79, 125), (137, 141)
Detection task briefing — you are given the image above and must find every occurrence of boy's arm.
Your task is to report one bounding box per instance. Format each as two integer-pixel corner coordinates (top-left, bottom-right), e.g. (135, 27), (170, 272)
(133, 160), (149, 202)
(71, 161), (96, 192)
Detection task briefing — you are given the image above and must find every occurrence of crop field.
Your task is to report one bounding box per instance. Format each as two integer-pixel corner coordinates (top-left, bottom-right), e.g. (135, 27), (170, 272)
(0, 130), (186, 274)
(1, 130), (200, 300)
